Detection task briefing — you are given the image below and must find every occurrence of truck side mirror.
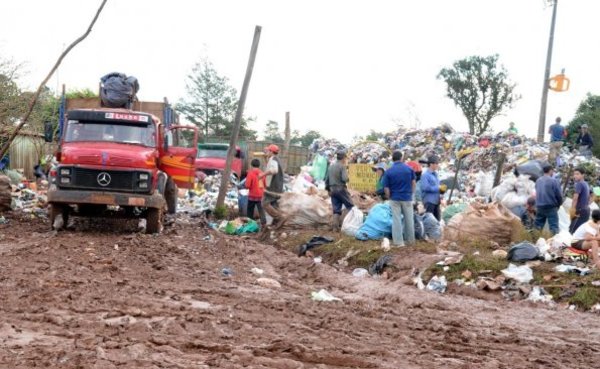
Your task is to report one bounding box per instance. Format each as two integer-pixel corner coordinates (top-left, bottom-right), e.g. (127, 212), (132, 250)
(44, 121), (53, 143)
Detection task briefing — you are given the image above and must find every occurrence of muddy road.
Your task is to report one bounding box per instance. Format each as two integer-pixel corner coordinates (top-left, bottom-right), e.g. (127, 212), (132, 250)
(0, 213), (599, 368)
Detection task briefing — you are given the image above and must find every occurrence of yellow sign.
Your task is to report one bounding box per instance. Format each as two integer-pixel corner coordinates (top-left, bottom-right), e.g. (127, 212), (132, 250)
(348, 164), (378, 192)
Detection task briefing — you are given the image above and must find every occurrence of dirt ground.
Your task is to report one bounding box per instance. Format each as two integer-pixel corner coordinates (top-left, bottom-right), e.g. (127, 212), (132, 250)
(1, 212), (600, 368)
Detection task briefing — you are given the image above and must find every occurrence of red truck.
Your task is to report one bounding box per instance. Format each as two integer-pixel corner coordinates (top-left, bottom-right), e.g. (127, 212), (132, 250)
(48, 105), (198, 233)
(195, 143), (244, 179)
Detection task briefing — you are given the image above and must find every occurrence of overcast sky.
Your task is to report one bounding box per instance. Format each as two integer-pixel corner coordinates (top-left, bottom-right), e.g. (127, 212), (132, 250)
(1, 0), (598, 143)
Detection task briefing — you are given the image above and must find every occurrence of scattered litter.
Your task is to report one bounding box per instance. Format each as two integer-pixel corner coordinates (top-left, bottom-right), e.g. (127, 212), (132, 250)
(313, 256), (322, 264)
(0, 216), (7, 224)
(501, 263), (533, 284)
(202, 235), (212, 241)
(311, 289), (342, 302)
(256, 277), (281, 289)
(437, 254), (464, 266)
(476, 278), (503, 291)
(507, 242), (539, 262)
(555, 264), (591, 276)
(413, 272), (426, 290)
(221, 267), (233, 277)
(297, 236), (334, 256)
(381, 237), (391, 252)
(592, 281), (600, 287)
(250, 267), (264, 275)
(352, 268), (369, 278)
(426, 276), (447, 293)
(461, 270), (473, 279)
(527, 286), (553, 304)
(369, 255), (392, 275)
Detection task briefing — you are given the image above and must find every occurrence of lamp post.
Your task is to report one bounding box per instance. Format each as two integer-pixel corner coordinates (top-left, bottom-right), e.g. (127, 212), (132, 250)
(537, 0), (559, 143)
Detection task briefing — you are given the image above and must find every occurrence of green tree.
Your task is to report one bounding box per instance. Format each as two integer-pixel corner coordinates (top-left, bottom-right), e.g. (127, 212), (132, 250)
(438, 54), (520, 135)
(566, 94), (600, 157)
(365, 130), (384, 141)
(176, 58), (256, 141)
(263, 120), (283, 143)
(298, 130), (322, 147)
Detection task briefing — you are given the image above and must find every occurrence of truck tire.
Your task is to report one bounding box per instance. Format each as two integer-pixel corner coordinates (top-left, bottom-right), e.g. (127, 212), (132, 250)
(165, 178), (178, 215)
(146, 207), (162, 234)
(49, 204), (69, 230)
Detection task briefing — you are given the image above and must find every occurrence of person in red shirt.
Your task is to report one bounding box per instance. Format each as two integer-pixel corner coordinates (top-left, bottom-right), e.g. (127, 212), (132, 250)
(245, 158), (267, 225)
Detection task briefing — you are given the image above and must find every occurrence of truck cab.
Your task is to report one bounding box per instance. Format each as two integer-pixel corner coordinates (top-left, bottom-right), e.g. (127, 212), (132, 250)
(48, 108), (197, 233)
(195, 143), (244, 179)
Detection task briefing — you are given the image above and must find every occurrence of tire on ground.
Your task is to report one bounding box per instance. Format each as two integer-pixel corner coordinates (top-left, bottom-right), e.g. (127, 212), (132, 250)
(49, 204), (70, 230)
(146, 207), (162, 234)
(165, 178), (178, 215)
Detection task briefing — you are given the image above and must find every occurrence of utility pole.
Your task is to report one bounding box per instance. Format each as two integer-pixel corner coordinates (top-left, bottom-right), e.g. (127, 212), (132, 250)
(537, 0), (558, 143)
(283, 112), (291, 172)
(215, 26), (262, 211)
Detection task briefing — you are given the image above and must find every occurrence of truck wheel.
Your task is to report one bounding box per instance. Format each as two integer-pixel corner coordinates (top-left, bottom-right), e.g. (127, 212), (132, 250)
(49, 204), (69, 230)
(146, 207), (162, 234)
(165, 179), (178, 215)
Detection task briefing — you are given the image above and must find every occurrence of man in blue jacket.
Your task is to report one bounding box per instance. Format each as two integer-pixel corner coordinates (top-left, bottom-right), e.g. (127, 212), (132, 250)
(535, 164), (563, 235)
(382, 151), (416, 246)
(420, 155), (443, 221)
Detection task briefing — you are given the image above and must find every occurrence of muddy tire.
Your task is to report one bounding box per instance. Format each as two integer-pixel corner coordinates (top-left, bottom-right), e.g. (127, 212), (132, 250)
(146, 207), (162, 234)
(49, 204), (69, 230)
(165, 178), (178, 215)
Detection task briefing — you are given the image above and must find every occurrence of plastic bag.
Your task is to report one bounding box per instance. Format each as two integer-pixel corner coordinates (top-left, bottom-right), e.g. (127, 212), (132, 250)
(442, 203), (467, 224)
(355, 203), (393, 241)
(506, 242), (539, 262)
(278, 192), (331, 227)
(421, 213), (442, 241)
(502, 263), (533, 283)
(474, 171), (494, 197)
(341, 207), (364, 237)
(310, 154), (328, 181)
(100, 72), (139, 108)
(501, 192), (528, 210)
(515, 160), (545, 181)
(311, 289), (342, 302)
(426, 276), (447, 293)
(236, 219), (259, 235)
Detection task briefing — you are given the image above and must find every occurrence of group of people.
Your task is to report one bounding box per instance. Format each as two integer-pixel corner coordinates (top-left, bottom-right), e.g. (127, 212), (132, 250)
(325, 149), (443, 247)
(548, 116), (594, 163)
(523, 164), (600, 268)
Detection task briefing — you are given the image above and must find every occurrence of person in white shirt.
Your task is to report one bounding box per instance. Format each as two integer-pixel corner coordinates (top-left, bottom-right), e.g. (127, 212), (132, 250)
(571, 209), (600, 269)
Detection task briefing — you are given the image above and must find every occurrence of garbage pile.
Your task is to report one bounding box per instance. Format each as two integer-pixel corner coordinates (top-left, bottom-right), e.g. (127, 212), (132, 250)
(0, 171), (49, 216)
(178, 173), (240, 214)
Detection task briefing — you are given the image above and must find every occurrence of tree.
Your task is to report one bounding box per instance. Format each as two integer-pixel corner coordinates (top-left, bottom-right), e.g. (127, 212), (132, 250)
(365, 130), (384, 141)
(438, 54), (520, 135)
(263, 120), (283, 143)
(176, 58), (256, 141)
(566, 94), (600, 157)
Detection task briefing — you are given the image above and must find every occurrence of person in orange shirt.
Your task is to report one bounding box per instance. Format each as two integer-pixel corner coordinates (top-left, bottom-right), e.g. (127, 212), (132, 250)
(245, 158), (267, 226)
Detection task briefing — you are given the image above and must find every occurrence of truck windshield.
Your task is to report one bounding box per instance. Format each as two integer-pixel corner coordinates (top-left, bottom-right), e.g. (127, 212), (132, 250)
(197, 149), (228, 159)
(64, 121), (156, 147)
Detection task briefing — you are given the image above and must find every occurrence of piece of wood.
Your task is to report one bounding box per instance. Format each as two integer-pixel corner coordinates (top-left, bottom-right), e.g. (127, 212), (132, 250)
(216, 26), (262, 210)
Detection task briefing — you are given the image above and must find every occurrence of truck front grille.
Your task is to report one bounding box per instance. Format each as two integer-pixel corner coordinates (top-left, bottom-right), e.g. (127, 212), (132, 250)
(58, 167), (151, 194)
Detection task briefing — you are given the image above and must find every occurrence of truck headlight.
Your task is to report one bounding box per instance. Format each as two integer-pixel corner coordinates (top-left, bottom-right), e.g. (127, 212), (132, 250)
(60, 177), (71, 184)
(139, 173), (149, 180)
(60, 168), (71, 175)
(139, 181), (148, 189)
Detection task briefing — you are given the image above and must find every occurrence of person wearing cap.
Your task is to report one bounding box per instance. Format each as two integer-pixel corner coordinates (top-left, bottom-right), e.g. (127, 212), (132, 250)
(326, 150), (354, 231)
(548, 117), (566, 164)
(259, 144), (286, 229)
(420, 155), (443, 221)
(372, 162), (387, 200)
(535, 164), (563, 235)
(569, 167), (591, 233)
(382, 150), (416, 246)
(576, 124), (594, 158)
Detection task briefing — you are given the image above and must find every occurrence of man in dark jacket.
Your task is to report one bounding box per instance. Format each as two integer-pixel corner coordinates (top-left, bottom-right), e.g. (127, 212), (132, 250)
(327, 151), (354, 231)
(260, 144), (286, 228)
(576, 124), (594, 158)
(535, 165), (563, 235)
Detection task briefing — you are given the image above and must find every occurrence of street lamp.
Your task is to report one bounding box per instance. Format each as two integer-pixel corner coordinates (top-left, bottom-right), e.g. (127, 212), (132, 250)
(537, 0), (559, 143)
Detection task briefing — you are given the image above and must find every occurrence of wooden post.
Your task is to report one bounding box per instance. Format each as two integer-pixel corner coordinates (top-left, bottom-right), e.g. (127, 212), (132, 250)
(215, 26), (262, 211)
(447, 156), (463, 204)
(283, 112), (291, 172)
(562, 164), (573, 196)
(493, 153), (507, 188)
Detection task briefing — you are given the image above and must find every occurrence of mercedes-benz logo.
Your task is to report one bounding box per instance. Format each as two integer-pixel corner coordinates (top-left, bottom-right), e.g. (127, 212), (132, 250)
(97, 172), (112, 187)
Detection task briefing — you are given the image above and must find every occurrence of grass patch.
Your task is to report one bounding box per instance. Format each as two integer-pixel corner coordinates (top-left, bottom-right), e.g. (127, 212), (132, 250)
(569, 287), (600, 310)
(423, 253), (509, 282)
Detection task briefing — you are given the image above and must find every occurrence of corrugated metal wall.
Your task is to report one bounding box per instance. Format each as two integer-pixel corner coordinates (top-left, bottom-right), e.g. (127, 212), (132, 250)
(9, 135), (43, 180)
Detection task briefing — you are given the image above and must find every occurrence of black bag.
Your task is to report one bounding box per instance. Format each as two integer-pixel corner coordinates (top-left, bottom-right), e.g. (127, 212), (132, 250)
(507, 242), (539, 262)
(100, 72), (139, 108)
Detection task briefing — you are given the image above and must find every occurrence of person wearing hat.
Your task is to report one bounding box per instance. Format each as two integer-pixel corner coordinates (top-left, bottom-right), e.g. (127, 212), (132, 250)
(420, 155), (443, 221)
(569, 167), (591, 234)
(576, 124), (594, 158)
(372, 162), (387, 200)
(259, 144), (286, 229)
(534, 164), (563, 235)
(326, 150), (354, 231)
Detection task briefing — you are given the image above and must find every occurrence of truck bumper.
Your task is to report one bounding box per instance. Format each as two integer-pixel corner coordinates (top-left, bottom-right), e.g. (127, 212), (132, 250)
(47, 188), (165, 209)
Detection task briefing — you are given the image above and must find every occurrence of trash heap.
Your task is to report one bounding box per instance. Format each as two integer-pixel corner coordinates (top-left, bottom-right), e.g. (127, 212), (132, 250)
(178, 173), (240, 214)
(0, 171), (49, 217)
